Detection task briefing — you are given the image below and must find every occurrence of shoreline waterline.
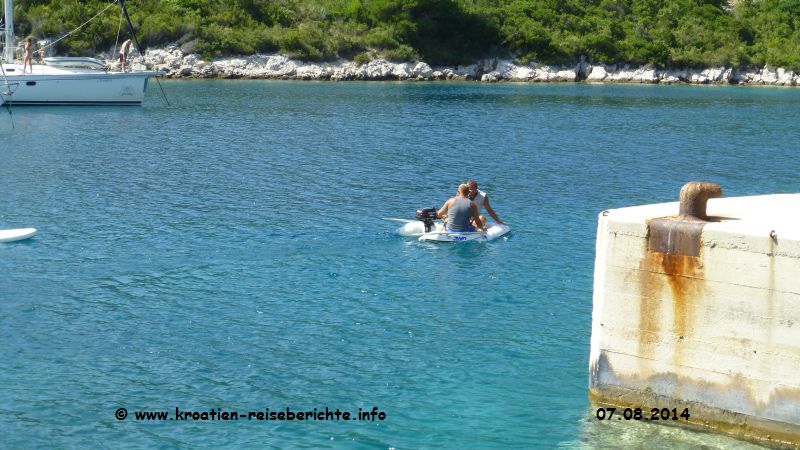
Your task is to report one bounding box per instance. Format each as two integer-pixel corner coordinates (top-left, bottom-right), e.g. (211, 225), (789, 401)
(135, 47), (799, 87)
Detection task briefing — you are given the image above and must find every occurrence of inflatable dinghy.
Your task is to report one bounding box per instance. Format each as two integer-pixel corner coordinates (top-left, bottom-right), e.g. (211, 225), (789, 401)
(395, 209), (510, 242)
(0, 228), (36, 243)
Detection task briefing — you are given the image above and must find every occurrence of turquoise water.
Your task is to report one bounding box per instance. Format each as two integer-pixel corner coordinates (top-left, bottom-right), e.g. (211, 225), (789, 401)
(1, 81), (798, 449)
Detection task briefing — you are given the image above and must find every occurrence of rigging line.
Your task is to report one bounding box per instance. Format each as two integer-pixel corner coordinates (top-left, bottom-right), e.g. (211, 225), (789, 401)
(4, 102), (15, 130)
(155, 77), (170, 106)
(0, 64), (15, 130)
(0, 88), (15, 130)
(116, 0), (169, 106)
(118, 0), (144, 56)
(34, 0), (120, 57)
(0, 32), (14, 127)
(112, 8), (123, 61)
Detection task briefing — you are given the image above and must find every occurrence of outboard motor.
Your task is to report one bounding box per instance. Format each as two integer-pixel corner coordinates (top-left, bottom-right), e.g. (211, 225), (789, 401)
(415, 207), (438, 233)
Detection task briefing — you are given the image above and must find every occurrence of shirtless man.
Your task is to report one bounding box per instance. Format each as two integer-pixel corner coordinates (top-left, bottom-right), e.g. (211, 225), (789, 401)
(118, 39), (132, 72)
(438, 184), (485, 232)
(467, 179), (506, 225)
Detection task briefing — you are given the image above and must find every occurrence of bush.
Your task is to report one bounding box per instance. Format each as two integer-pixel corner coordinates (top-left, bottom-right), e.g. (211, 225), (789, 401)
(353, 51), (371, 64)
(11, 0), (800, 71)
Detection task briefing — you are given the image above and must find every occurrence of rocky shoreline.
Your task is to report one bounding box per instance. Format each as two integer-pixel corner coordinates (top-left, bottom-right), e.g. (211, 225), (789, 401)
(138, 47), (799, 86)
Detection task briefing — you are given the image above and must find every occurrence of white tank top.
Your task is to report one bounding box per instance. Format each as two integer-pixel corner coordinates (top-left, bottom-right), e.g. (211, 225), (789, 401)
(470, 190), (486, 214)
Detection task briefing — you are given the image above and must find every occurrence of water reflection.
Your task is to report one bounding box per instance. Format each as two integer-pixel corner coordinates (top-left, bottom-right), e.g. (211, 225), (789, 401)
(559, 407), (772, 449)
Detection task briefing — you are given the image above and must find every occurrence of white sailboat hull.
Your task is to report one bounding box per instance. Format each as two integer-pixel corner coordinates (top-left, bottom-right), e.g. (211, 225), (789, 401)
(1, 64), (155, 105)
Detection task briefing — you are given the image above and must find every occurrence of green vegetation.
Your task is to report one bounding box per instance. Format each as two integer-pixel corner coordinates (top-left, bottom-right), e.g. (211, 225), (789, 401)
(10, 0), (800, 70)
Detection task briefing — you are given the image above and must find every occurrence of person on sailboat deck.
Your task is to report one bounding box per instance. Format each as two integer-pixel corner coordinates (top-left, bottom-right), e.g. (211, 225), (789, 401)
(437, 184), (485, 232)
(467, 179), (506, 225)
(23, 38), (33, 73)
(118, 39), (132, 72)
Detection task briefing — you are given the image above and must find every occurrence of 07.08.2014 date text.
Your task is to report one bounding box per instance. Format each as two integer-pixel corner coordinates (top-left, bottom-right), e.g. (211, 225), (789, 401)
(595, 407), (690, 421)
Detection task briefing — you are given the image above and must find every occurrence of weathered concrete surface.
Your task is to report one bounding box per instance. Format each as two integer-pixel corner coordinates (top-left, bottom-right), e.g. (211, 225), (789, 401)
(590, 193), (800, 448)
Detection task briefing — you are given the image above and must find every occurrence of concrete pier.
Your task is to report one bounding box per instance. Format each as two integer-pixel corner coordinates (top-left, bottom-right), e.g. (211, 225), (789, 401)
(589, 183), (800, 447)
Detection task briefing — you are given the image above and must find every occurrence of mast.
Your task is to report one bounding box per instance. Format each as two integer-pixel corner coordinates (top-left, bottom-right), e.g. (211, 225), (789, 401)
(118, 0), (142, 55)
(3, 0), (13, 63)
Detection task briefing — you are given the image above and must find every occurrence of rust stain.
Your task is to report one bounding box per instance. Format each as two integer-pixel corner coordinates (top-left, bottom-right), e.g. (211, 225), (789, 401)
(659, 252), (704, 341)
(636, 245), (664, 366)
(638, 243), (705, 373)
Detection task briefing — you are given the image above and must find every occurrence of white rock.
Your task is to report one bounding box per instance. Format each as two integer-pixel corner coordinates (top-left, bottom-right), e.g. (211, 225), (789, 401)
(661, 69), (689, 83)
(264, 55), (290, 71)
(495, 60), (516, 78)
(412, 62), (433, 79)
(296, 64), (329, 79)
(555, 69), (577, 81)
(481, 71), (500, 82)
(691, 73), (710, 84)
(331, 62), (365, 80)
(699, 67), (730, 83)
(193, 62), (213, 77)
(453, 64), (479, 80)
(758, 67), (778, 84)
(362, 59), (392, 79)
(140, 48), (800, 86)
(512, 66), (536, 81)
(722, 68), (733, 82)
(777, 68), (795, 86)
(183, 54), (198, 66)
(392, 62), (413, 79)
(658, 74), (677, 83)
(587, 66), (608, 81)
(627, 68), (655, 83)
(499, 61), (536, 81)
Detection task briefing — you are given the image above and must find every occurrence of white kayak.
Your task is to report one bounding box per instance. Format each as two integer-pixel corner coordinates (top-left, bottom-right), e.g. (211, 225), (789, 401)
(0, 228), (37, 243)
(396, 220), (510, 242)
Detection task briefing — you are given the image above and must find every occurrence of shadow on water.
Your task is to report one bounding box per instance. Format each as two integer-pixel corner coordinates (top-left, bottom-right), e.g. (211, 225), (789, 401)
(416, 240), (497, 269)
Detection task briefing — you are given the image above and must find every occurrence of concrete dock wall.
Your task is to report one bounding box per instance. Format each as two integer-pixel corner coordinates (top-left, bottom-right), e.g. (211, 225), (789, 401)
(589, 185), (800, 447)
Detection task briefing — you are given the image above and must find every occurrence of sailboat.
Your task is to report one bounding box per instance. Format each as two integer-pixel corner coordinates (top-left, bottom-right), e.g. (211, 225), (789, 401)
(0, 0), (157, 106)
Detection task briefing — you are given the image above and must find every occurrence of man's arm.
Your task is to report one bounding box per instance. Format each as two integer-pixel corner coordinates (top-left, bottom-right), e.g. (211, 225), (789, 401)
(437, 199), (452, 219)
(470, 202), (485, 231)
(483, 196), (505, 225)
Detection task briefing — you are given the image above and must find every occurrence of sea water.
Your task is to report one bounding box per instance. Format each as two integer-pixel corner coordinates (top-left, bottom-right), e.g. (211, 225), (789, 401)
(1, 81), (798, 449)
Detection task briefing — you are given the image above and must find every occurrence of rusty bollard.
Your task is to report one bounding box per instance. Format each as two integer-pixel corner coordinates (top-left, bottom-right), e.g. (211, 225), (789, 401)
(648, 182), (723, 256)
(679, 182), (723, 221)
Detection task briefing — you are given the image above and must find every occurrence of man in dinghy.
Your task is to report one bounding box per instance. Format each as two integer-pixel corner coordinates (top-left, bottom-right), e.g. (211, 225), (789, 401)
(437, 184), (486, 232)
(467, 179), (506, 225)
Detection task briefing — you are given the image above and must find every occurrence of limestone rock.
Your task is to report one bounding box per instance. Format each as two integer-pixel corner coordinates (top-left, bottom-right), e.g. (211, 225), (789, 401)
(452, 64), (479, 80)
(481, 71), (500, 82)
(555, 69), (577, 81)
(776, 68), (795, 86)
(138, 47), (799, 87)
(413, 62), (433, 79)
(587, 66), (608, 81)
(364, 59), (394, 79)
(296, 64), (329, 80)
